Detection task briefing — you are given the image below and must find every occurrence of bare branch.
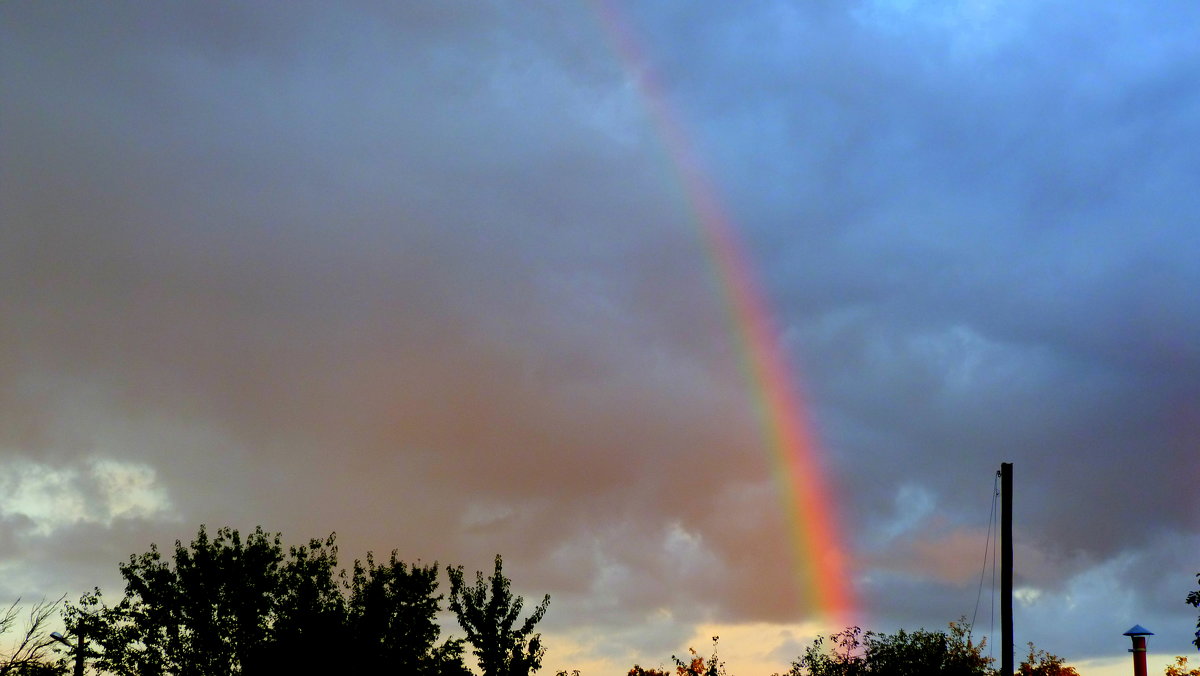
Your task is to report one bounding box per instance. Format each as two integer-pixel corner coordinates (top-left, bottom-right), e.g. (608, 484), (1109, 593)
(0, 595), (67, 675)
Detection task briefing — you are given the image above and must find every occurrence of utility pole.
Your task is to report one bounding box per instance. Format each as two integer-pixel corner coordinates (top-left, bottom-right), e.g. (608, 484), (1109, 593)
(73, 633), (86, 676)
(1001, 462), (1013, 676)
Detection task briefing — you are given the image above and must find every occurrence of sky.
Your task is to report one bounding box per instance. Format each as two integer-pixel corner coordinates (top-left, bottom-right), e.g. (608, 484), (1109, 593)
(2, 1), (1199, 674)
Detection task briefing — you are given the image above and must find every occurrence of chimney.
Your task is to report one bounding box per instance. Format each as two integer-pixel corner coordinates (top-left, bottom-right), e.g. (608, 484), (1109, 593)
(1123, 625), (1154, 676)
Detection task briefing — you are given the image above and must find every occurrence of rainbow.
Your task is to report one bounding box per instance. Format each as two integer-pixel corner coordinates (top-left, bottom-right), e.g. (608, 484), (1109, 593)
(594, 1), (856, 626)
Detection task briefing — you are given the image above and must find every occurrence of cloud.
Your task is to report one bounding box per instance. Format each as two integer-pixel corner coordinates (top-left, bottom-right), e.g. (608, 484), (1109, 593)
(2, 1), (1198, 671)
(0, 457), (176, 537)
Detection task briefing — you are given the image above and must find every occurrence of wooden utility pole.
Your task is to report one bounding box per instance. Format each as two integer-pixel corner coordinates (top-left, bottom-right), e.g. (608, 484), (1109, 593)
(1001, 462), (1013, 676)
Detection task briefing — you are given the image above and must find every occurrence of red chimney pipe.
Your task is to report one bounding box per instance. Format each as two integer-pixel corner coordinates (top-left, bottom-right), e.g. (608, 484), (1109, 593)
(1124, 625), (1153, 676)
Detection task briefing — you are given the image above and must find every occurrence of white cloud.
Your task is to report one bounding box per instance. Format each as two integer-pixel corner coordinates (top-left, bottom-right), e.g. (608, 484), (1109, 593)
(0, 457), (176, 536)
(91, 459), (173, 522)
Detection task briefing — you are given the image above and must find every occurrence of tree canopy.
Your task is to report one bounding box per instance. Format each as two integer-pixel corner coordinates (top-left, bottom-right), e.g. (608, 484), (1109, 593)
(772, 621), (1097, 676)
(1188, 572), (1200, 651)
(778, 622), (993, 676)
(63, 525), (474, 676)
(43, 522), (1112, 676)
(1016, 643), (1078, 676)
(672, 638), (729, 676)
(1166, 656), (1200, 676)
(344, 552), (471, 676)
(448, 554), (550, 676)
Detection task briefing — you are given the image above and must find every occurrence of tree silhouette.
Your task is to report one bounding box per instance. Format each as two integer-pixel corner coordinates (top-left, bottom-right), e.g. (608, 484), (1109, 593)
(1165, 656), (1200, 676)
(1016, 642), (1078, 676)
(346, 552), (470, 676)
(0, 597), (66, 676)
(68, 525), (472, 676)
(1188, 573), (1200, 651)
(256, 533), (346, 674)
(672, 637), (729, 676)
(82, 526), (286, 675)
(779, 622), (994, 676)
(448, 555), (550, 676)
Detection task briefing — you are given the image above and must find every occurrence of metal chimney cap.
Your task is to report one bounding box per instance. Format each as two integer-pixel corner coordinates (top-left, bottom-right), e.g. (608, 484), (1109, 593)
(1123, 625), (1154, 636)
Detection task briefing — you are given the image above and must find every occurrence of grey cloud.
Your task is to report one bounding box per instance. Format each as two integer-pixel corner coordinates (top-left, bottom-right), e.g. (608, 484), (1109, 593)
(2, 0), (1198, 669)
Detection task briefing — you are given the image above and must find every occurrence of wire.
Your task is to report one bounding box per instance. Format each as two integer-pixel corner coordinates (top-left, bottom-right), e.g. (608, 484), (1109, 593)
(969, 471), (1000, 643)
(990, 486), (997, 663)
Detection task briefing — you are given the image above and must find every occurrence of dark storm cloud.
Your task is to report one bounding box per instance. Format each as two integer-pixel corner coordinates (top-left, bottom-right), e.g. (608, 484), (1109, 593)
(604, 0), (1200, 652)
(3, 0), (1199, 668)
(711, 4), (1194, 504)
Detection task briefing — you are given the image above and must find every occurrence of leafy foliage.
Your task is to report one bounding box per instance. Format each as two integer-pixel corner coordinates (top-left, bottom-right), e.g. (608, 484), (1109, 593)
(345, 552), (471, 676)
(263, 534), (347, 673)
(76, 526), (291, 675)
(1016, 643), (1078, 676)
(779, 621), (1091, 676)
(448, 554), (550, 676)
(779, 621), (993, 676)
(1166, 656), (1200, 676)
(1188, 573), (1200, 651)
(67, 525), (471, 676)
(780, 626), (867, 676)
(672, 637), (729, 676)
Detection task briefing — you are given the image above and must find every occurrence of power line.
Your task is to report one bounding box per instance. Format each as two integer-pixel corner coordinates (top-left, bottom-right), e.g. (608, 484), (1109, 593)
(969, 470), (1001, 651)
(990, 474), (998, 663)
